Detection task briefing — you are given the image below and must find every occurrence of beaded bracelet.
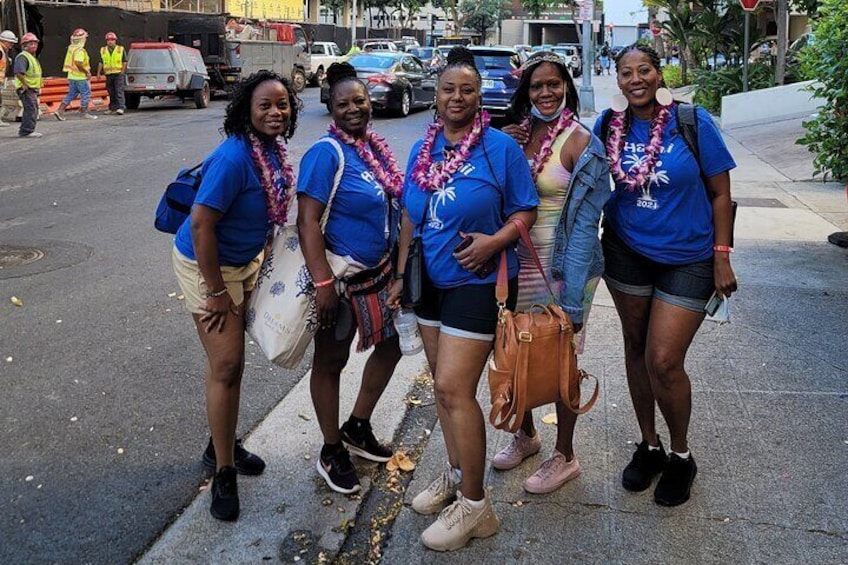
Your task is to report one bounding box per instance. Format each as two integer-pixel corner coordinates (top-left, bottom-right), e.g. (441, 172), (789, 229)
(713, 245), (733, 253)
(314, 277), (335, 288)
(204, 287), (229, 298)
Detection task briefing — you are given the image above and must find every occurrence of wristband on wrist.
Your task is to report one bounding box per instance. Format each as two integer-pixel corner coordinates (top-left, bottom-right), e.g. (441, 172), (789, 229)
(713, 245), (733, 253)
(314, 277), (335, 288)
(394, 272), (405, 280)
(204, 287), (229, 298)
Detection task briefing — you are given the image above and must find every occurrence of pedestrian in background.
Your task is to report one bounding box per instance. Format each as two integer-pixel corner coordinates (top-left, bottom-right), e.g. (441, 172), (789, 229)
(392, 47), (538, 551)
(55, 28), (97, 120)
(0, 29), (19, 127)
(601, 42), (612, 75)
(595, 44), (737, 506)
(297, 62), (403, 496)
(97, 31), (126, 115)
(171, 70), (301, 521)
(13, 33), (43, 139)
(494, 51), (611, 493)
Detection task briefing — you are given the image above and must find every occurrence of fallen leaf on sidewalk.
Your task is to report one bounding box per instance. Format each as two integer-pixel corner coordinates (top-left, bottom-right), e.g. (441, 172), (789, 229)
(512, 500), (525, 507)
(386, 451), (415, 472)
(541, 413), (558, 425)
(167, 292), (177, 298)
(406, 397), (422, 406)
(298, 413), (311, 421)
(10, 296), (23, 307)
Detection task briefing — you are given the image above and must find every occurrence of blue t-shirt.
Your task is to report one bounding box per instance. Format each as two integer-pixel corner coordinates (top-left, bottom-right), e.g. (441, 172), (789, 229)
(297, 136), (391, 268)
(175, 135), (276, 266)
(593, 105), (736, 264)
(402, 128), (539, 288)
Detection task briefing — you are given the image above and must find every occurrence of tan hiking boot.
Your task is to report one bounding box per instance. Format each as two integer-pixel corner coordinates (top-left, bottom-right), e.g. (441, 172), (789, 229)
(54, 103), (67, 121)
(411, 465), (460, 515)
(420, 492), (500, 551)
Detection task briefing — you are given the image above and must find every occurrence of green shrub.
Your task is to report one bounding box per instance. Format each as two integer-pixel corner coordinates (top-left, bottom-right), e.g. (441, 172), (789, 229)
(693, 63), (775, 114)
(797, 0), (848, 182)
(661, 64), (686, 89)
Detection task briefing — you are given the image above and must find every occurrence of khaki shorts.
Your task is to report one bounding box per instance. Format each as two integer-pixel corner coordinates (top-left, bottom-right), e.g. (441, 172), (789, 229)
(171, 247), (262, 314)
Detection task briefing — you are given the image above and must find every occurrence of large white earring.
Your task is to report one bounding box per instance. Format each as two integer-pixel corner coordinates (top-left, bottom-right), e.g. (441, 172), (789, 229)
(611, 92), (629, 113)
(655, 87), (673, 106)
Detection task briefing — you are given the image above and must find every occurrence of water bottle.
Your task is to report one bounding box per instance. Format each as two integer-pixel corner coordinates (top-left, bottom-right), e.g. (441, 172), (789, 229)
(393, 308), (423, 356)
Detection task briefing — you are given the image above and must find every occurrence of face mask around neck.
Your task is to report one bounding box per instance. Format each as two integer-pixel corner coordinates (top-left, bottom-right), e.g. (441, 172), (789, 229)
(530, 97), (567, 122)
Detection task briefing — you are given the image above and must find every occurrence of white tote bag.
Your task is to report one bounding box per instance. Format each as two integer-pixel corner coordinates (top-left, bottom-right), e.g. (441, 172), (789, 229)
(246, 137), (360, 369)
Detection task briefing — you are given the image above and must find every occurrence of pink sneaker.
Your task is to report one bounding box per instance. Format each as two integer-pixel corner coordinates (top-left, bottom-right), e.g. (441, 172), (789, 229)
(523, 451), (581, 494)
(492, 429), (542, 470)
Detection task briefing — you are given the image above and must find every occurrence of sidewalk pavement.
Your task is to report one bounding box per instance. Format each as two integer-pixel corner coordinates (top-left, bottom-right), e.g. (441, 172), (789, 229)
(138, 117), (847, 564)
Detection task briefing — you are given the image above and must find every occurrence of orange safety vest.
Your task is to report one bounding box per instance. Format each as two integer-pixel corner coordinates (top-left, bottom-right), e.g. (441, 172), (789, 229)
(0, 44), (7, 78)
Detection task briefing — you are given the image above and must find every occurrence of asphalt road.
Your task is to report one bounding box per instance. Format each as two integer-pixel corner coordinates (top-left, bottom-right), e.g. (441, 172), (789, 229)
(0, 87), (430, 564)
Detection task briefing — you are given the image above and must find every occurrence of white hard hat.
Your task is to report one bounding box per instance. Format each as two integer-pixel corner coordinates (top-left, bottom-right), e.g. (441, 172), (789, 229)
(0, 30), (19, 43)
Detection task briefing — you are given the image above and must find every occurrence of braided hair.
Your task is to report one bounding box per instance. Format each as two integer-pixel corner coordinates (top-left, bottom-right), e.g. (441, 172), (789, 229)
(223, 70), (301, 141)
(614, 43), (663, 76)
(326, 61), (366, 105)
(508, 51), (579, 123)
(440, 46), (481, 86)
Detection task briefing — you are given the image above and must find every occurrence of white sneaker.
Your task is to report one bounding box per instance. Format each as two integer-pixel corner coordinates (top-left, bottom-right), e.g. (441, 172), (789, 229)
(0, 120), (9, 127)
(491, 428), (542, 470)
(411, 465), (460, 515)
(20, 131), (43, 138)
(420, 492), (500, 552)
(116, 109), (124, 115)
(81, 113), (98, 120)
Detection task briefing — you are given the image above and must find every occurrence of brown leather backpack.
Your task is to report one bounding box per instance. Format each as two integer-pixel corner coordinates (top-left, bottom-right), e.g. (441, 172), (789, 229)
(487, 219), (599, 433)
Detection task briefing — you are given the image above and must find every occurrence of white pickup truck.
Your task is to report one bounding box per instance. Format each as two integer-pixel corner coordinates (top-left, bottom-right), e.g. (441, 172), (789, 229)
(309, 41), (343, 85)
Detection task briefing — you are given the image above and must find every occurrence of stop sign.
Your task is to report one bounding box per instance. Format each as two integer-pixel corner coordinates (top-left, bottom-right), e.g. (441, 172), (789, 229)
(739, 0), (760, 10)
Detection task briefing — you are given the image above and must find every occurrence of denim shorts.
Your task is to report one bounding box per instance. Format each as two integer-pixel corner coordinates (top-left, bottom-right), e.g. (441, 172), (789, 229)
(601, 228), (714, 312)
(415, 277), (518, 341)
(62, 79), (91, 105)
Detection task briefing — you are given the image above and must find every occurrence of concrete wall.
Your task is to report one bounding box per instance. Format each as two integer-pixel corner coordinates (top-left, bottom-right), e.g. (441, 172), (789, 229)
(501, 19), (524, 46)
(610, 26), (638, 47)
(721, 80), (824, 129)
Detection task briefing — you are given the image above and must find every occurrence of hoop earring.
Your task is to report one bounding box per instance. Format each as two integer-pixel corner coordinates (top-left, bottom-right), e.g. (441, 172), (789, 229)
(610, 92), (629, 113)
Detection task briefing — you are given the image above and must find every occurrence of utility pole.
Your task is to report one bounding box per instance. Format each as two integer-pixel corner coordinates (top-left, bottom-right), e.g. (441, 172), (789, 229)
(775, 0), (789, 85)
(578, 0), (595, 114)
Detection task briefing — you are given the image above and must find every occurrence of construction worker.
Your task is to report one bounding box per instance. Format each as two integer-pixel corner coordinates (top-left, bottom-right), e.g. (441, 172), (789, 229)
(13, 32), (43, 138)
(0, 29), (18, 127)
(55, 28), (97, 121)
(96, 31), (126, 115)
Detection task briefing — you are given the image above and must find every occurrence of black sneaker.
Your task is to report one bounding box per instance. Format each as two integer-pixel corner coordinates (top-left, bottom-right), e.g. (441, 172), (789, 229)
(340, 419), (393, 463)
(622, 438), (668, 492)
(210, 466), (239, 521)
(654, 453), (698, 506)
(317, 444), (361, 494)
(202, 437), (266, 476)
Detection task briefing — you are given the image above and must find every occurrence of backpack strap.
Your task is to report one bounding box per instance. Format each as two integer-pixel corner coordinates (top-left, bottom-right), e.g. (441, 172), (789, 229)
(599, 108), (614, 146)
(675, 103), (705, 185)
(315, 136), (345, 232)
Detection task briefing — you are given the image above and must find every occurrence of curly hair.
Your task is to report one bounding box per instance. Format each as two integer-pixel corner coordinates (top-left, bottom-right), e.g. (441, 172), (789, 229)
(614, 43), (663, 75)
(508, 51), (579, 123)
(222, 70), (302, 141)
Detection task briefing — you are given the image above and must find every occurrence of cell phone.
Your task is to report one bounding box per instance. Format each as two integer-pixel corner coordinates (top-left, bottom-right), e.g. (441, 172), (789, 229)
(453, 236), (498, 279)
(704, 292), (723, 316)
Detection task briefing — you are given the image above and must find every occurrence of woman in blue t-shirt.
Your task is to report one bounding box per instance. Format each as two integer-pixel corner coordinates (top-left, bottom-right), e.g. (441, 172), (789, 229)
(594, 44), (738, 507)
(171, 71), (300, 521)
(297, 63), (404, 497)
(391, 47), (538, 551)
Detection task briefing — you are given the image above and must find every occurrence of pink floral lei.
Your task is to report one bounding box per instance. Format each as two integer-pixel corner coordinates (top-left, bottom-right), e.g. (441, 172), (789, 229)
(328, 124), (403, 198)
(519, 108), (576, 183)
(247, 132), (295, 226)
(606, 102), (672, 192)
(411, 110), (491, 192)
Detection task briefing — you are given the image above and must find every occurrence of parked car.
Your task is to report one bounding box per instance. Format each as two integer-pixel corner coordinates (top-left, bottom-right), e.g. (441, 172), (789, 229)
(309, 41), (343, 86)
(552, 45), (582, 77)
(124, 42), (211, 110)
(469, 46), (521, 122)
(361, 40), (399, 52)
(319, 52), (436, 117)
(407, 47), (446, 71)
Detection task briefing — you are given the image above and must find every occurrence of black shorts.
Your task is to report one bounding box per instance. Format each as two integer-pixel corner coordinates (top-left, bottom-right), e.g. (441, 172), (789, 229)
(602, 227), (714, 312)
(415, 277), (518, 341)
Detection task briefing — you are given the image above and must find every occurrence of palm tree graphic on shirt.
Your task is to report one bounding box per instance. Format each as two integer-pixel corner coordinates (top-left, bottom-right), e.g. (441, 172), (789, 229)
(427, 183), (456, 230)
(623, 152), (670, 201)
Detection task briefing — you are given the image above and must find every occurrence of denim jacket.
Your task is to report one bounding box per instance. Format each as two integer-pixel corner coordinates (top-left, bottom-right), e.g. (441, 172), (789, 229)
(548, 124), (612, 325)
